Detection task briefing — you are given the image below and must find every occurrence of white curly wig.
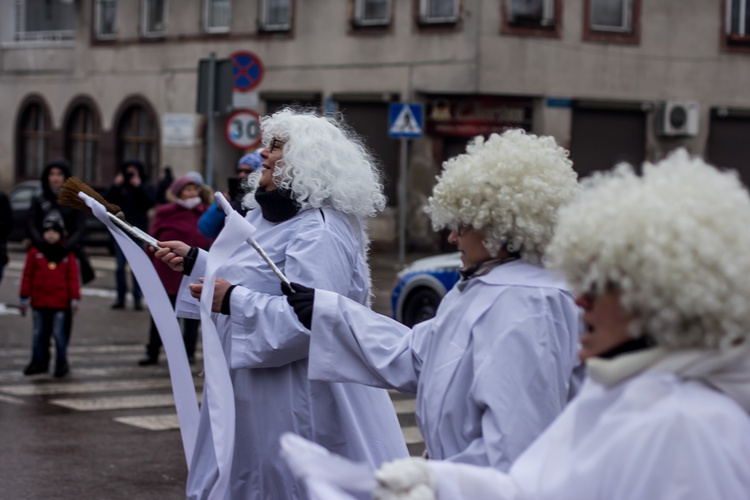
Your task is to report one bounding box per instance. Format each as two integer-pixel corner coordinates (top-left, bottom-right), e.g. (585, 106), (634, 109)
(425, 129), (579, 263)
(546, 149), (750, 350)
(257, 108), (387, 218)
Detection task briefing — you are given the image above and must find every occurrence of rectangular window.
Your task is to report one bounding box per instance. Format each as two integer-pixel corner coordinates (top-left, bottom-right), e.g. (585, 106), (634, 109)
(205, 0), (231, 33)
(728, 0), (750, 37)
(259, 0), (291, 32)
(14, 0), (75, 43)
(142, 0), (167, 37)
(508, 0), (555, 28)
(354, 0), (391, 26)
(95, 0), (118, 40)
(590, 0), (631, 33)
(419, 0), (459, 24)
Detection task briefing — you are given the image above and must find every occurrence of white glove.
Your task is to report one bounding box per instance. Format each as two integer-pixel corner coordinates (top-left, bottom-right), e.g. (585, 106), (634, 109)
(373, 458), (436, 500)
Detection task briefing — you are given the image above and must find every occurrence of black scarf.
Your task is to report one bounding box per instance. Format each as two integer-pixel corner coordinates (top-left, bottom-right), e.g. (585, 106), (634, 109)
(598, 336), (655, 359)
(254, 187), (300, 223)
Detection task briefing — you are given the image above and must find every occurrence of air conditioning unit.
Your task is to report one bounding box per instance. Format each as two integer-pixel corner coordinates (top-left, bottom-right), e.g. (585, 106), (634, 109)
(656, 101), (699, 137)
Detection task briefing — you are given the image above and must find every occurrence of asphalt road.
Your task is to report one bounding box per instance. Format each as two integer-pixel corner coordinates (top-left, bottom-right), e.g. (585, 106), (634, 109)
(0, 244), (422, 499)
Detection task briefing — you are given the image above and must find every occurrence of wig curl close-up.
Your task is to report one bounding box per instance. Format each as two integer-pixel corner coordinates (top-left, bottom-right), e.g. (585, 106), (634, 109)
(426, 129), (578, 263)
(258, 108), (387, 219)
(547, 149), (750, 350)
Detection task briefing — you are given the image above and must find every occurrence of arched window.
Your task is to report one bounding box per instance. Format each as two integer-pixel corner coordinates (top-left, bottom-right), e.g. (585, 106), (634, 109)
(17, 101), (52, 179)
(66, 105), (100, 184)
(117, 104), (158, 178)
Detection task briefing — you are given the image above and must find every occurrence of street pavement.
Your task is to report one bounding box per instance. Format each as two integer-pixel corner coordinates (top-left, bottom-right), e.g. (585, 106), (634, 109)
(0, 244), (424, 499)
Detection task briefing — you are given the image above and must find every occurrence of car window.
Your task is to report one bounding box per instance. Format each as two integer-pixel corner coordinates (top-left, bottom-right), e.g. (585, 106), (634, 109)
(10, 187), (38, 210)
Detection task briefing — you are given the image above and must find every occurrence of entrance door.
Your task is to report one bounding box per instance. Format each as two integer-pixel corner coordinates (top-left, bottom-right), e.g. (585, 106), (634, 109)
(706, 112), (750, 186)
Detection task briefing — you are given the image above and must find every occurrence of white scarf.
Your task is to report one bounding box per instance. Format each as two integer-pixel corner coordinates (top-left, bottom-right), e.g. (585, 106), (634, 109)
(587, 340), (750, 413)
(175, 197), (202, 210)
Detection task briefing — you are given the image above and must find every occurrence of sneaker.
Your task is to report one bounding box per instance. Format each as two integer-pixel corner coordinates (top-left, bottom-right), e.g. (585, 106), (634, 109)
(54, 362), (69, 378)
(111, 302), (125, 310)
(138, 356), (158, 366)
(23, 362), (48, 376)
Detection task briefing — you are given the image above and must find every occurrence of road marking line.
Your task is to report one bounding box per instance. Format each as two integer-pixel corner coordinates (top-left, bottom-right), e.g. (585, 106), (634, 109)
(0, 378), (204, 396)
(49, 392), (202, 411)
(0, 393), (24, 405)
(114, 414), (181, 431)
(401, 426), (424, 444)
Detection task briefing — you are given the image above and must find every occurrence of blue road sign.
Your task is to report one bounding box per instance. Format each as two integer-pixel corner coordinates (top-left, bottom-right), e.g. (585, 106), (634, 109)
(389, 103), (424, 139)
(231, 51), (264, 92)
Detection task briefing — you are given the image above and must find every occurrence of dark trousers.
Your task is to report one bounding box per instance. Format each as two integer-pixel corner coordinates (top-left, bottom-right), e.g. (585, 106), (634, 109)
(30, 307), (71, 368)
(114, 241), (142, 306)
(145, 294), (199, 360)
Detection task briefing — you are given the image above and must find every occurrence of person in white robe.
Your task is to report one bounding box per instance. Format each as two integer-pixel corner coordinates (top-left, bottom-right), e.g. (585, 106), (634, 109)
(153, 108), (408, 500)
(283, 130), (582, 471)
(364, 150), (750, 499)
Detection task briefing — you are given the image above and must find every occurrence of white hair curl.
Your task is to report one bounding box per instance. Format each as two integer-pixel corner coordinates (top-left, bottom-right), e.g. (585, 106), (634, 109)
(259, 108), (386, 218)
(425, 129), (578, 263)
(546, 149), (750, 350)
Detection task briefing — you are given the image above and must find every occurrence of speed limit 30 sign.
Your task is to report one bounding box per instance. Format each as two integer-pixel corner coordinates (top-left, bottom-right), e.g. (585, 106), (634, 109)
(225, 110), (261, 149)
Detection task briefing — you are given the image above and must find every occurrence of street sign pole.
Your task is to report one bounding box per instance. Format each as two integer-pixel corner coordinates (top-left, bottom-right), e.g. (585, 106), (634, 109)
(398, 138), (408, 268)
(388, 102), (423, 269)
(206, 52), (216, 188)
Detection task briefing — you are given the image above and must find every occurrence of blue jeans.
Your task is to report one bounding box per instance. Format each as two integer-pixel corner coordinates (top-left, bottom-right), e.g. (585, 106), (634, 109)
(114, 241), (142, 306)
(31, 308), (68, 367)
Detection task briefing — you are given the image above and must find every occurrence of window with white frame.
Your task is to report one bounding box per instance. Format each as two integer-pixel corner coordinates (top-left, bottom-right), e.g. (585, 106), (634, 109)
(590, 0), (632, 32)
(14, 0), (75, 43)
(95, 0), (118, 40)
(727, 0), (750, 37)
(419, 0), (459, 24)
(508, 0), (555, 28)
(354, 0), (391, 26)
(205, 0), (231, 33)
(142, 0), (167, 37)
(259, 0), (291, 32)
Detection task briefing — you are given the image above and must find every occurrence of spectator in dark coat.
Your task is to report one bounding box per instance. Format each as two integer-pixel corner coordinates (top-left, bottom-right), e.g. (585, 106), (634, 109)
(0, 190), (11, 283)
(105, 159), (156, 310)
(28, 159), (95, 284)
(139, 176), (213, 365)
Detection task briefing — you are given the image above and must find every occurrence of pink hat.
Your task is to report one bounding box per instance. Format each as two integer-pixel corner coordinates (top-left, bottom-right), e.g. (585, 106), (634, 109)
(170, 176), (199, 197)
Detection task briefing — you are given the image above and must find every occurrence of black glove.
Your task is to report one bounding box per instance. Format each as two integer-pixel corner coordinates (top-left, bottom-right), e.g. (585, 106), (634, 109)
(281, 282), (315, 330)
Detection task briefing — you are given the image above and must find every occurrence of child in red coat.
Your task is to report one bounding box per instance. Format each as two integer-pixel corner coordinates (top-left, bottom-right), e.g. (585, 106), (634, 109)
(20, 212), (81, 377)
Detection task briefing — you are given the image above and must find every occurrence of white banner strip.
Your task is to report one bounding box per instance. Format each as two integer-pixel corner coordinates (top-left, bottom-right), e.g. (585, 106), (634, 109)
(199, 208), (257, 499)
(79, 193), (199, 467)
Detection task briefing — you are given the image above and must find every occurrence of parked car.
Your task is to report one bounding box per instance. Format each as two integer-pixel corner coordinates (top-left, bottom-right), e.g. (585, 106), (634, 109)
(8, 180), (111, 248)
(391, 252), (462, 327)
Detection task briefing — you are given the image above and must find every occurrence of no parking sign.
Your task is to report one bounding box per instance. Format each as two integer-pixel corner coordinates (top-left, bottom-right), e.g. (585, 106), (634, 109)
(230, 51), (264, 92)
(225, 110), (261, 149)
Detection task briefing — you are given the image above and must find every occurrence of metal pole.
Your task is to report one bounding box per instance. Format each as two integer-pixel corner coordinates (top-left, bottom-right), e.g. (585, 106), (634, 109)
(398, 137), (408, 268)
(205, 52), (217, 188)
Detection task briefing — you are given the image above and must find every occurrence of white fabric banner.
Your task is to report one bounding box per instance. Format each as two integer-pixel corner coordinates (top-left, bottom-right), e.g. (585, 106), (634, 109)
(79, 193), (199, 466)
(199, 208), (257, 499)
(280, 433), (374, 500)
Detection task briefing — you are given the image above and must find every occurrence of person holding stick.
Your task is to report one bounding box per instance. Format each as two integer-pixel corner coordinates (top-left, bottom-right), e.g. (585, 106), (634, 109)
(348, 150), (750, 499)
(153, 108), (408, 500)
(282, 130), (582, 471)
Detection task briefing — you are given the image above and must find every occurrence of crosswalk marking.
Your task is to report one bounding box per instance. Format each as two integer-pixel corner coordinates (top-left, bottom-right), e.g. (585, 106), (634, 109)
(0, 378), (196, 396)
(50, 393), (201, 411)
(1, 342), (424, 455)
(115, 414), (181, 431)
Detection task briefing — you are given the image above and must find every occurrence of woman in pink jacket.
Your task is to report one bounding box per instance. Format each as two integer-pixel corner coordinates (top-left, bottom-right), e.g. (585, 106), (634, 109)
(138, 176), (213, 366)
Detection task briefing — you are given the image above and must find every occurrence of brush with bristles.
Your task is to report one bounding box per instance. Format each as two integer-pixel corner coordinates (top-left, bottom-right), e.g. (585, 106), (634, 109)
(59, 177), (163, 250)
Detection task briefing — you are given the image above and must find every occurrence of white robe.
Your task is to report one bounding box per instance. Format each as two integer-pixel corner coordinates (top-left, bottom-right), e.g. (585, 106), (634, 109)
(179, 207), (408, 500)
(309, 260), (582, 471)
(428, 346), (750, 500)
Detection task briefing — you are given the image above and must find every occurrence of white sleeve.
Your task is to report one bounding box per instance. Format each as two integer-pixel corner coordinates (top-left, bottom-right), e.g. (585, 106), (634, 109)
(229, 225), (359, 369)
(308, 289), (433, 394)
(428, 461), (524, 500)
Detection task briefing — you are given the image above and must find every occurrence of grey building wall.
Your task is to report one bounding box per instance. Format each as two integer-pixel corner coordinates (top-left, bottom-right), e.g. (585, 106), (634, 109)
(2, 0), (750, 248)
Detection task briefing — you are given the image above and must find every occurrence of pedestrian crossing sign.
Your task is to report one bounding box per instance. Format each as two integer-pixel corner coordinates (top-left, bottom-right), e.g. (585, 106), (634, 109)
(389, 103), (424, 138)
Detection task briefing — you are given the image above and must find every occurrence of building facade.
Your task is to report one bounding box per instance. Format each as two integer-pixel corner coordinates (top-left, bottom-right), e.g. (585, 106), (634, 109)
(2, 0), (750, 249)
